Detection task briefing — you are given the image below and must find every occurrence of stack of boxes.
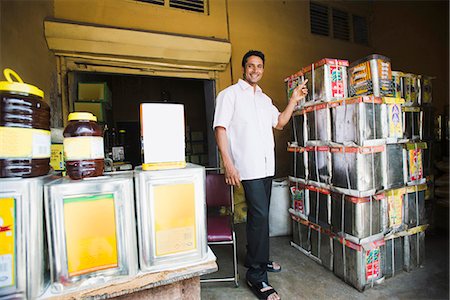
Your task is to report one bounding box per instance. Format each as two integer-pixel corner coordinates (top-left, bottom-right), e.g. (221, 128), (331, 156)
(285, 54), (433, 291)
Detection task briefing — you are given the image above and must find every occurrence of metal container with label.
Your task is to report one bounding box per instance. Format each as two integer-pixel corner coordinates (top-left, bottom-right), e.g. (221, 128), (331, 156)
(290, 214), (311, 253)
(0, 175), (52, 299)
(306, 145), (331, 184)
(419, 75), (433, 105)
(135, 164), (207, 272)
(382, 143), (406, 190)
(404, 184), (427, 228)
(382, 236), (404, 278)
(331, 192), (384, 240)
(402, 73), (420, 106)
(403, 142), (427, 185)
(310, 225), (334, 271)
(288, 144), (307, 180)
(404, 227), (426, 272)
(384, 187), (406, 233)
(302, 58), (349, 103)
(307, 184), (331, 228)
(289, 179), (309, 218)
(348, 54), (393, 97)
(330, 96), (385, 146)
(304, 102), (331, 142)
(333, 237), (385, 291)
(284, 71), (306, 108)
(402, 106), (422, 141)
(44, 174), (138, 295)
(292, 113), (306, 146)
(421, 106), (435, 141)
(382, 97), (405, 142)
(391, 71), (404, 98)
(330, 145), (384, 193)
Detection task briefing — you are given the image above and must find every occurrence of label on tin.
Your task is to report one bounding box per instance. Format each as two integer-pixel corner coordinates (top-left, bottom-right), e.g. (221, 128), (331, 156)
(366, 248), (380, 280)
(63, 194), (118, 277)
(0, 197), (15, 288)
(388, 103), (403, 138)
(154, 183), (196, 256)
(330, 65), (345, 98)
(408, 149), (423, 181)
(387, 189), (404, 227)
(0, 127), (50, 159)
(64, 136), (104, 161)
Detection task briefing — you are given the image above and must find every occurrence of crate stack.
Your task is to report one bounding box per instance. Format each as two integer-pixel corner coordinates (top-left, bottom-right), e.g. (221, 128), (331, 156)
(285, 54), (431, 292)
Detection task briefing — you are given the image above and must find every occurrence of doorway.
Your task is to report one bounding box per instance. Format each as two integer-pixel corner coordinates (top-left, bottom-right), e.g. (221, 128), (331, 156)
(69, 71), (218, 169)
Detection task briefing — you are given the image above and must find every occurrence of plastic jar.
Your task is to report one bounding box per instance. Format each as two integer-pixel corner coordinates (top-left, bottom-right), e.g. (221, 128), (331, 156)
(63, 112), (104, 179)
(0, 68), (51, 177)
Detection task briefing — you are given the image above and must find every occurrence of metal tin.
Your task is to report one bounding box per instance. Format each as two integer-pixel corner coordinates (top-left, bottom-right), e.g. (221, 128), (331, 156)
(391, 71), (404, 98)
(404, 184), (427, 228)
(330, 145), (384, 192)
(404, 229), (426, 272)
(289, 180), (309, 218)
(304, 103), (331, 142)
(44, 175), (138, 294)
(306, 145), (331, 184)
(290, 214), (311, 253)
(382, 236), (404, 278)
(330, 96), (385, 146)
(421, 106), (435, 141)
(384, 187), (406, 233)
(302, 58), (349, 103)
(307, 184), (331, 228)
(419, 75), (433, 105)
(381, 97), (405, 142)
(134, 164), (207, 272)
(288, 144), (307, 180)
(292, 113), (306, 146)
(0, 174), (52, 299)
(402, 73), (420, 106)
(310, 225), (334, 271)
(333, 237), (385, 291)
(331, 192), (384, 240)
(402, 106), (422, 141)
(403, 142), (427, 185)
(348, 54), (393, 97)
(382, 143), (406, 190)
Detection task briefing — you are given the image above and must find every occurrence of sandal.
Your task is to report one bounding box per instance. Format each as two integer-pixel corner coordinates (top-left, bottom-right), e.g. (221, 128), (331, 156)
(267, 261), (282, 273)
(247, 280), (280, 300)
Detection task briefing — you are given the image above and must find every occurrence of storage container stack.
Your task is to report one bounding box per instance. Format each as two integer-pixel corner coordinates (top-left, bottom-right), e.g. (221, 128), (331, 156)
(285, 54), (431, 291)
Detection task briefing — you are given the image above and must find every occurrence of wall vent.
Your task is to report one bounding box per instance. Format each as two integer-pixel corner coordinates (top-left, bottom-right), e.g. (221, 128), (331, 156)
(310, 2), (329, 36)
(353, 15), (369, 45)
(332, 8), (349, 41)
(170, 0), (205, 13)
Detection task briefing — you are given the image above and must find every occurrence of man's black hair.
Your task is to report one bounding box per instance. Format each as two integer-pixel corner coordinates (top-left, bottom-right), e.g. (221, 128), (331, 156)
(242, 50), (265, 68)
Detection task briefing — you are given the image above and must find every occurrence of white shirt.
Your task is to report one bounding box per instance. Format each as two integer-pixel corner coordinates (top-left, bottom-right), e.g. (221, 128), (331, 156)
(213, 79), (280, 180)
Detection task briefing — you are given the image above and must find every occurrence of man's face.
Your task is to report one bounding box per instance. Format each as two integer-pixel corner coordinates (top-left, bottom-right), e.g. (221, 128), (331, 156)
(243, 55), (264, 86)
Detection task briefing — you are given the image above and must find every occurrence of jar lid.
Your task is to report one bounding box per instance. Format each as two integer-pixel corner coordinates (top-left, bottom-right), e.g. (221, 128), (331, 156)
(0, 68), (44, 98)
(68, 112), (97, 122)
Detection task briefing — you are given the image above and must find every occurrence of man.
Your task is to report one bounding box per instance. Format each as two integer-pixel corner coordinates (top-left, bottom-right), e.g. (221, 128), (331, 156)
(213, 50), (308, 300)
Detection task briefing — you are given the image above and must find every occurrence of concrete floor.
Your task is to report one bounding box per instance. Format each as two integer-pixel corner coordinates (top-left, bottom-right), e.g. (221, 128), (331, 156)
(201, 223), (449, 299)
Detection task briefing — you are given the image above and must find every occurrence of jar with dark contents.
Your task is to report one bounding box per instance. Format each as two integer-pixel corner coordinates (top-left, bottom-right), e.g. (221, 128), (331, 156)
(0, 68), (51, 178)
(63, 112), (104, 179)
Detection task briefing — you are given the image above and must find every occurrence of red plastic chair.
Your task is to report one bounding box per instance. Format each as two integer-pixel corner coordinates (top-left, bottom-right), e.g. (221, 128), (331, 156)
(201, 170), (239, 287)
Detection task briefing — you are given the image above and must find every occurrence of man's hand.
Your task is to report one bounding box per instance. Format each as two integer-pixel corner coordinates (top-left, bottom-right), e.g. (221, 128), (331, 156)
(290, 79), (309, 104)
(224, 161), (241, 188)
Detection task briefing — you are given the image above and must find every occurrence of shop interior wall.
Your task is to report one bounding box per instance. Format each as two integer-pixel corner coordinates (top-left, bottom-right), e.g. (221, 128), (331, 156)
(1, 0), (448, 177)
(0, 0), (59, 124)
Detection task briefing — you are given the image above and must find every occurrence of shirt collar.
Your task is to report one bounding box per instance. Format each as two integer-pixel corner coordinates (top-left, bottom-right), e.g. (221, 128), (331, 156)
(238, 79), (262, 93)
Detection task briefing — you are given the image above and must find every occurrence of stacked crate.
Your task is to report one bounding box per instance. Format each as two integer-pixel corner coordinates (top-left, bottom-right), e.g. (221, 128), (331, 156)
(285, 54), (430, 291)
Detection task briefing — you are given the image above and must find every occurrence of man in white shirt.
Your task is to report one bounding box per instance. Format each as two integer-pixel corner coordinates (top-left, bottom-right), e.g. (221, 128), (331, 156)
(213, 50), (308, 300)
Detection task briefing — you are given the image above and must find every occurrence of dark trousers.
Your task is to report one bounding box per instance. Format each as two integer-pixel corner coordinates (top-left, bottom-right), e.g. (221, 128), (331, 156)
(242, 176), (273, 284)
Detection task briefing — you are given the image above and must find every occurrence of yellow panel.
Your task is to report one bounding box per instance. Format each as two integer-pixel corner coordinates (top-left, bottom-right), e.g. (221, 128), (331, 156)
(386, 189), (405, 227)
(63, 194), (118, 277)
(153, 183), (196, 256)
(0, 197), (15, 288)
